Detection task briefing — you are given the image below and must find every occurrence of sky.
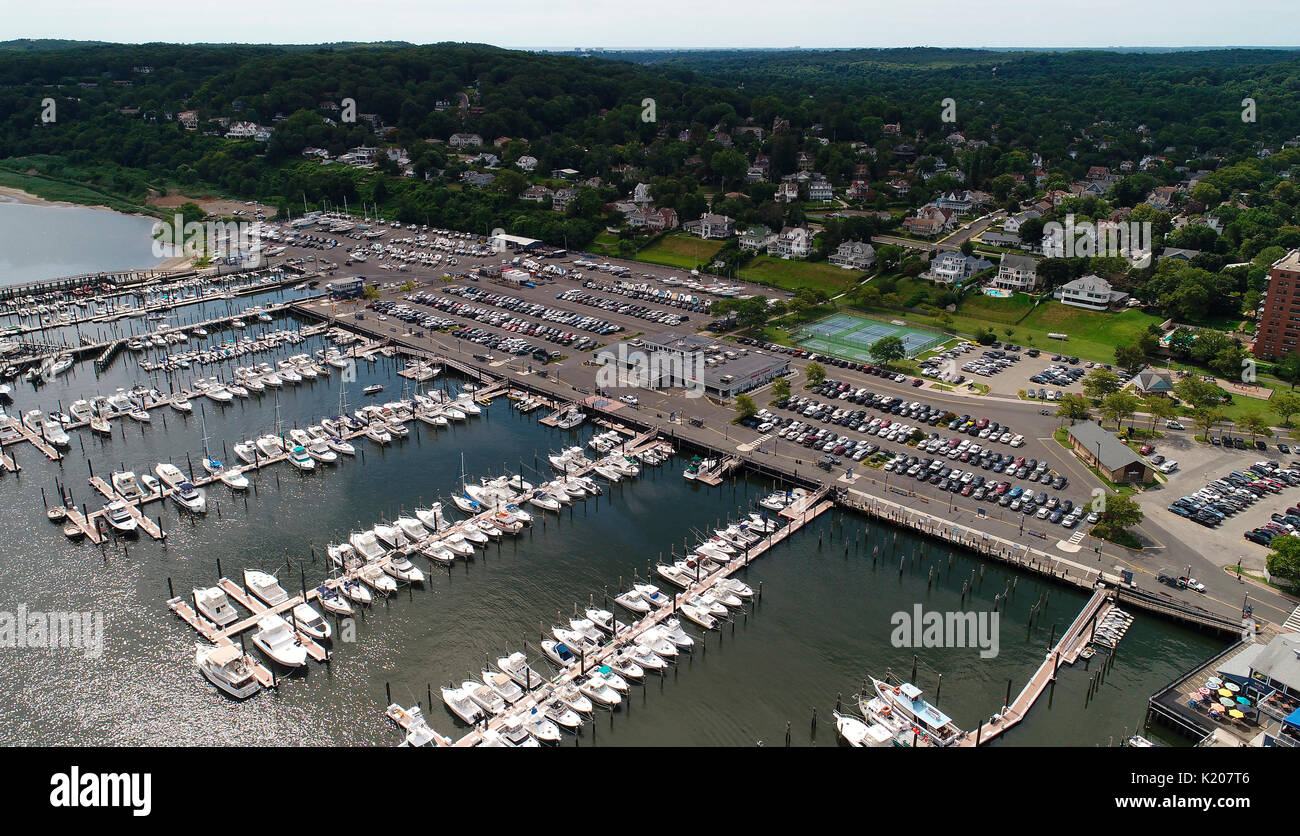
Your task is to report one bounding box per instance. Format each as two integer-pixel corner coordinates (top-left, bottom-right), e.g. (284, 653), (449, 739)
(3, 0), (1298, 49)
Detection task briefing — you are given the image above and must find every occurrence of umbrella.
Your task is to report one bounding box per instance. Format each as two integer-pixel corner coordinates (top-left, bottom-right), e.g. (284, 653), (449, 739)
(1198, 687), (1212, 696)
(1210, 704), (1226, 714)
(1219, 697), (1236, 706)
(1226, 682), (1241, 693)
(1218, 688), (1233, 697)
(1228, 709), (1245, 719)
(1206, 677), (1223, 687)
(1236, 696), (1251, 706)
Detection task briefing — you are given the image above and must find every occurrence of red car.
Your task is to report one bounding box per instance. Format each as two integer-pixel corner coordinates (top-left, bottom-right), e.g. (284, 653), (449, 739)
(1139, 444), (1154, 455)
(911, 377), (924, 387)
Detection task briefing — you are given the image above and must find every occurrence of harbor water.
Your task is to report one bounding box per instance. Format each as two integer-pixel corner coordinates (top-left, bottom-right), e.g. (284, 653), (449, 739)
(0, 199), (164, 287)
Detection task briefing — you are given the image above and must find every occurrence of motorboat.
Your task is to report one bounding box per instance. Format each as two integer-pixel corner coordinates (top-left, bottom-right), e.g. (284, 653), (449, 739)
(607, 650), (645, 680)
(688, 591), (730, 618)
(553, 682), (594, 715)
(255, 434), (284, 458)
(584, 608), (627, 635)
(364, 423), (391, 445)
(289, 603), (331, 640)
(69, 399), (94, 422)
(22, 410), (70, 446)
(868, 677), (965, 747)
(305, 440), (337, 464)
(394, 516), (428, 542)
(128, 408), (151, 423)
(103, 500), (138, 534)
(373, 523), (409, 550)
(541, 639), (577, 667)
(204, 386), (233, 403)
(518, 708), (562, 744)
(111, 471), (145, 502)
(242, 569), (290, 607)
(556, 408), (585, 430)
(219, 467), (251, 490)
(338, 577), (372, 605)
(628, 644), (669, 672)
(835, 711), (896, 748)
(576, 673), (621, 707)
(460, 522), (490, 544)
(326, 436), (356, 456)
(171, 481), (207, 514)
(660, 617), (696, 651)
(287, 445), (316, 471)
(481, 669), (525, 704)
(251, 614), (307, 668)
(441, 685), (485, 725)
(383, 554), (425, 584)
(314, 585), (353, 616)
(233, 440), (258, 464)
(358, 563), (397, 595)
(49, 354), (74, 376)
(718, 577), (755, 598)
(195, 644), (260, 699)
(154, 462), (189, 490)
(193, 586), (239, 627)
(89, 415), (112, 435)
(349, 529), (388, 561)
(614, 588), (653, 614)
(528, 490), (561, 512)
(496, 652), (545, 692)
(463, 680), (507, 716)
(419, 542), (456, 565)
(497, 717), (541, 748)
(538, 692), (584, 730)
(679, 600), (717, 630)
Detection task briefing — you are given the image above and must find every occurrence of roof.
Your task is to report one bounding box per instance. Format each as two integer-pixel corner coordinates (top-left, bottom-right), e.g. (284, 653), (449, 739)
(1133, 370), (1174, 392)
(1248, 632), (1300, 692)
(999, 253), (1037, 271)
(1060, 274), (1113, 294)
(1067, 422), (1144, 472)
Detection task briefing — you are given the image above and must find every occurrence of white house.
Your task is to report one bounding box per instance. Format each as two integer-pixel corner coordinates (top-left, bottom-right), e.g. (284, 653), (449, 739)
(739, 225), (777, 252)
(1054, 274), (1129, 310)
(768, 226), (812, 259)
(992, 253), (1039, 292)
(926, 252), (992, 285)
(516, 155), (538, 172)
(828, 241), (876, 270)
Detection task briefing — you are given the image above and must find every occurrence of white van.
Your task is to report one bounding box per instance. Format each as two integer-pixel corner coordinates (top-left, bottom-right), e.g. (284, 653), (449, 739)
(1159, 460), (1179, 474)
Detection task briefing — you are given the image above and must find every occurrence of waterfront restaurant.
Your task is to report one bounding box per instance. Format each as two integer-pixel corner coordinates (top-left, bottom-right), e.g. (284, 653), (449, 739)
(1066, 422), (1154, 484)
(600, 331), (791, 399)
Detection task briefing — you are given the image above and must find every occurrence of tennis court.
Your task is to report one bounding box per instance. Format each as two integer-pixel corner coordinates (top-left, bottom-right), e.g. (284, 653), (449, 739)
(795, 313), (945, 362)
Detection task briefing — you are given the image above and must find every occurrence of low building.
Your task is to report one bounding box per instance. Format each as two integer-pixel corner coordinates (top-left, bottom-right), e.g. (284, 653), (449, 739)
(768, 226), (812, 259)
(516, 155), (538, 172)
(1066, 422), (1154, 484)
(325, 277), (365, 299)
(1054, 274), (1129, 310)
(829, 241), (876, 271)
(738, 225), (776, 252)
(597, 331), (791, 399)
(448, 133), (482, 148)
(1131, 369), (1174, 396)
(992, 253), (1039, 292)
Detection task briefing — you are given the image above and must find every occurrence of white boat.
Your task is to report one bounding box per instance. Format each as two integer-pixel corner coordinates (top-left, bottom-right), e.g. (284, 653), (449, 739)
(22, 410), (70, 446)
(373, 523), (409, 550)
(481, 669), (525, 704)
(290, 603), (331, 640)
(528, 490), (561, 512)
(205, 386), (234, 403)
(576, 673), (621, 707)
(338, 577), (372, 605)
(539, 693), (584, 729)
(111, 470), (145, 502)
(383, 554), (425, 584)
(170, 396), (193, 413)
(608, 650), (645, 680)
(172, 481), (207, 513)
(103, 500), (137, 533)
(243, 569), (289, 607)
(395, 516), (428, 542)
(497, 652), (545, 691)
(584, 608), (627, 635)
(314, 585), (353, 616)
(541, 639), (578, 667)
(350, 529), (388, 562)
(463, 680), (507, 716)
(233, 440), (258, 464)
(251, 614), (307, 667)
(419, 542), (456, 565)
(614, 588), (653, 614)
(195, 644), (260, 699)
(359, 563), (398, 594)
(553, 682), (594, 715)
(441, 685), (485, 725)
(326, 436), (356, 456)
(364, 424), (391, 445)
(154, 462), (188, 490)
(193, 586), (239, 627)
(89, 415), (111, 435)
(679, 600), (717, 630)
(305, 440), (337, 464)
(128, 408), (151, 423)
(287, 445), (315, 471)
(868, 677), (965, 747)
(255, 434), (284, 458)
(519, 708), (562, 744)
(219, 467), (251, 490)
(49, 354), (74, 376)
(628, 644), (669, 672)
(835, 711), (896, 747)
(556, 408), (585, 430)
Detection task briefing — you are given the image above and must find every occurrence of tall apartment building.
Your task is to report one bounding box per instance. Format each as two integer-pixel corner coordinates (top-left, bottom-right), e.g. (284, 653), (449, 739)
(1254, 249), (1300, 359)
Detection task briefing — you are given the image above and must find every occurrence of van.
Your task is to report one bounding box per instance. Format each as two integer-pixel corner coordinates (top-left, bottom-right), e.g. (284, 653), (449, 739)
(1158, 460), (1178, 474)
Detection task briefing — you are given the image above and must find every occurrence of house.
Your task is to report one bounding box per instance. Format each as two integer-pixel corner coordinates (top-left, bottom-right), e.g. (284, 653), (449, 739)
(745, 166), (767, 184)
(1003, 209), (1041, 234)
(882, 123), (902, 136)
(551, 188), (577, 212)
(627, 207), (679, 231)
(935, 190), (974, 213)
(774, 182), (799, 203)
(768, 227), (812, 259)
(177, 110), (199, 130)
(461, 171), (495, 188)
(807, 177), (834, 202)
(683, 213), (734, 240)
(992, 253), (1040, 293)
(449, 133), (482, 148)
(469, 152), (500, 167)
(901, 206), (953, 238)
(225, 121), (261, 140)
(1146, 186), (1177, 209)
(1159, 247), (1201, 263)
(551, 168), (580, 180)
(1131, 369), (1174, 396)
(889, 178), (911, 196)
(738, 225), (777, 252)
(520, 185), (554, 203)
(847, 180), (873, 200)
(1066, 422), (1154, 484)
(796, 152), (814, 171)
(1054, 274), (1129, 310)
(828, 241), (876, 271)
(926, 252), (992, 285)
(515, 155), (538, 172)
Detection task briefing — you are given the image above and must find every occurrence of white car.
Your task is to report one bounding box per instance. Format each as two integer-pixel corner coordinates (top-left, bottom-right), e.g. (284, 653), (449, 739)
(1009, 435), (1025, 448)
(1159, 460), (1179, 474)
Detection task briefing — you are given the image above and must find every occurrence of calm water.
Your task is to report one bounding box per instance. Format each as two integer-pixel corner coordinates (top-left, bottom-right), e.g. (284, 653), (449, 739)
(0, 199), (163, 286)
(0, 314), (1227, 746)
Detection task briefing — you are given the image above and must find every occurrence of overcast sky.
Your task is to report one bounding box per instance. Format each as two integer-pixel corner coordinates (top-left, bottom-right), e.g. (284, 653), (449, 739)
(4, 0), (1298, 49)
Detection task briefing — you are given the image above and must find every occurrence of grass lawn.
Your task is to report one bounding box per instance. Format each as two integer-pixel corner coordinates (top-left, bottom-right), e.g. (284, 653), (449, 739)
(739, 255), (862, 296)
(633, 233), (724, 270)
(956, 291), (1037, 324)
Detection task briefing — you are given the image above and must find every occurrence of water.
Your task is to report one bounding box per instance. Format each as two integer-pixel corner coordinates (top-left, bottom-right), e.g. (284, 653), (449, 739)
(0, 199), (163, 287)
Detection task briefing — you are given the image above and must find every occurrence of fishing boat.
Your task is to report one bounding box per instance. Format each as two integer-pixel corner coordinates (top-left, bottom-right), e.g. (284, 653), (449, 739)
(383, 553), (425, 584)
(171, 481), (207, 514)
(314, 585), (353, 616)
(373, 523), (409, 550)
(154, 462), (188, 491)
(394, 516), (428, 542)
(326, 435), (356, 456)
(233, 440), (258, 464)
(607, 650), (645, 680)
(679, 600), (717, 630)
(290, 603), (331, 640)
(102, 500), (138, 534)
(419, 541), (456, 565)
(540, 639), (577, 667)
(556, 408), (585, 430)
(481, 669), (525, 704)
(358, 563), (397, 595)
(305, 440), (337, 464)
(254, 434), (284, 458)
(287, 445), (316, 471)
(463, 681), (507, 716)
(868, 677), (965, 747)
(584, 608), (626, 635)
(111, 471), (145, 502)
(193, 586), (239, 627)
(496, 652), (545, 692)
(628, 644), (669, 672)
(576, 672), (622, 707)
(614, 588), (653, 614)
(251, 614), (307, 668)
(89, 414), (112, 435)
(242, 569), (289, 607)
(364, 423), (391, 444)
(518, 708), (562, 744)
(553, 682), (594, 715)
(195, 644), (260, 699)
(441, 685), (485, 725)
(834, 711), (897, 747)
(539, 693), (584, 730)
(349, 529), (387, 562)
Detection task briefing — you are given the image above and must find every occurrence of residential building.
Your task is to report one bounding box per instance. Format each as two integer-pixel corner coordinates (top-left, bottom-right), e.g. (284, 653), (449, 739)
(1254, 249), (1300, 358)
(738, 225), (776, 252)
(828, 241), (876, 271)
(1053, 274), (1129, 310)
(448, 133), (482, 148)
(515, 155), (538, 172)
(682, 213), (734, 240)
(768, 226), (812, 259)
(808, 177), (833, 202)
(992, 253), (1040, 292)
(626, 207), (679, 231)
(551, 188), (577, 212)
(774, 182), (799, 203)
(520, 185), (554, 203)
(926, 252), (992, 285)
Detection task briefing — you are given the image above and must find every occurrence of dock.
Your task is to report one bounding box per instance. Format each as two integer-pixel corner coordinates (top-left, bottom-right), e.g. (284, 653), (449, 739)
(693, 456), (741, 487)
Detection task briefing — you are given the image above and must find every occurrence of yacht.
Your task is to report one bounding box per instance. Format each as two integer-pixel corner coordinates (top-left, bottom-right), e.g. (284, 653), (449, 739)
(172, 482), (207, 513)
(111, 471), (145, 502)
(359, 564), (397, 595)
(218, 467), (251, 490)
(251, 614), (307, 668)
(349, 529), (388, 562)
(193, 586), (239, 627)
(287, 445), (316, 471)
(868, 677), (965, 747)
(155, 462), (188, 490)
(394, 516), (428, 542)
(576, 673), (621, 707)
(243, 569), (290, 607)
(373, 523), (409, 550)
(314, 585), (353, 616)
(171, 396), (193, 414)
(556, 408), (585, 430)
(255, 434), (284, 459)
(195, 644), (261, 699)
(69, 400), (94, 422)
(441, 685), (485, 725)
(103, 500), (138, 534)
(481, 669), (525, 704)
(463, 680), (507, 716)
(233, 440), (259, 464)
(22, 410), (70, 447)
(383, 554), (425, 584)
(290, 603), (331, 641)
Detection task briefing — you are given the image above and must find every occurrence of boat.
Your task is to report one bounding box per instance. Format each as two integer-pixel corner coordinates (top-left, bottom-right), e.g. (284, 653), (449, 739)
(242, 569), (289, 607)
(49, 354), (74, 376)
(373, 523), (409, 550)
(576, 673), (621, 707)
(326, 436), (356, 456)
(627, 644), (669, 672)
(607, 650), (645, 680)
(337, 577), (372, 606)
(287, 445), (316, 471)
(103, 500), (138, 534)
(481, 669), (525, 704)
(251, 614), (307, 667)
(834, 711), (897, 747)
(195, 644), (260, 699)
(171, 481), (207, 513)
(541, 639), (577, 667)
(556, 408), (585, 430)
(497, 652), (545, 691)
(383, 553), (425, 584)
(463, 681), (507, 717)
(111, 471), (145, 502)
(678, 600), (717, 630)
(538, 692), (584, 729)
(314, 585), (353, 616)
(89, 415), (112, 435)
(193, 586), (239, 627)
(254, 434), (284, 458)
(394, 516), (428, 542)
(218, 467), (250, 490)
(170, 396), (193, 413)
(441, 685), (485, 725)
(128, 408), (151, 423)
(518, 708), (562, 744)
(154, 462), (188, 490)
(868, 677), (965, 747)
(350, 529), (388, 562)
(233, 440), (258, 464)
(364, 423), (391, 445)
(22, 410), (70, 446)
(362, 384), (384, 395)
(358, 564), (397, 595)
(289, 603), (331, 640)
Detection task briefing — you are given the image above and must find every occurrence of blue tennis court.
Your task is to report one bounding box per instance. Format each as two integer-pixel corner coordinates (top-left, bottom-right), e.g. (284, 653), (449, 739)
(795, 313), (944, 362)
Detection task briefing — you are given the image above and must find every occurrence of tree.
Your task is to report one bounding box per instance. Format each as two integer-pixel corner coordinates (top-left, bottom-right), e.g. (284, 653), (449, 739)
(735, 295), (770, 330)
(869, 335), (906, 368)
(361, 285), (381, 300)
(1114, 344), (1146, 376)
(1270, 391), (1300, 427)
(1275, 353), (1300, 390)
(1191, 407), (1225, 440)
(1081, 367), (1121, 402)
(1237, 413), (1273, 442)
(1266, 535), (1300, 587)
(805, 362), (826, 386)
(1100, 391), (1141, 431)
(771, 377), (791, 401)
(1174, 375), (1224, 411)
(1142, 395), (1176, 431)
(1056, 393), (1092, 423)
(735, 394), (758, 420)
(1098, 493), (1144, 536)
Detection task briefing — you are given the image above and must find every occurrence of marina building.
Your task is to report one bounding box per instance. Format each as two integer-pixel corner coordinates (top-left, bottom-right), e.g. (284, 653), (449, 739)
(1066, 422), (1154, 484)
(598, 331), (790, 399)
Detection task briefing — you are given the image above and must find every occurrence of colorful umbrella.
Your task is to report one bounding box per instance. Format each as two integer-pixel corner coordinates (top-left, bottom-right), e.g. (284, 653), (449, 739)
(1219, 697), (1236, 706)
(1226, 682), (1241, 693)
(1206, 677), (1223, 687)
(1198, 687), (1212, 696)
(1210, 703), (1226, 713)
(1218, 688), (1233, 697)
(1236, 696), (1251, 706)
(1228, 709), (1245, 719)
